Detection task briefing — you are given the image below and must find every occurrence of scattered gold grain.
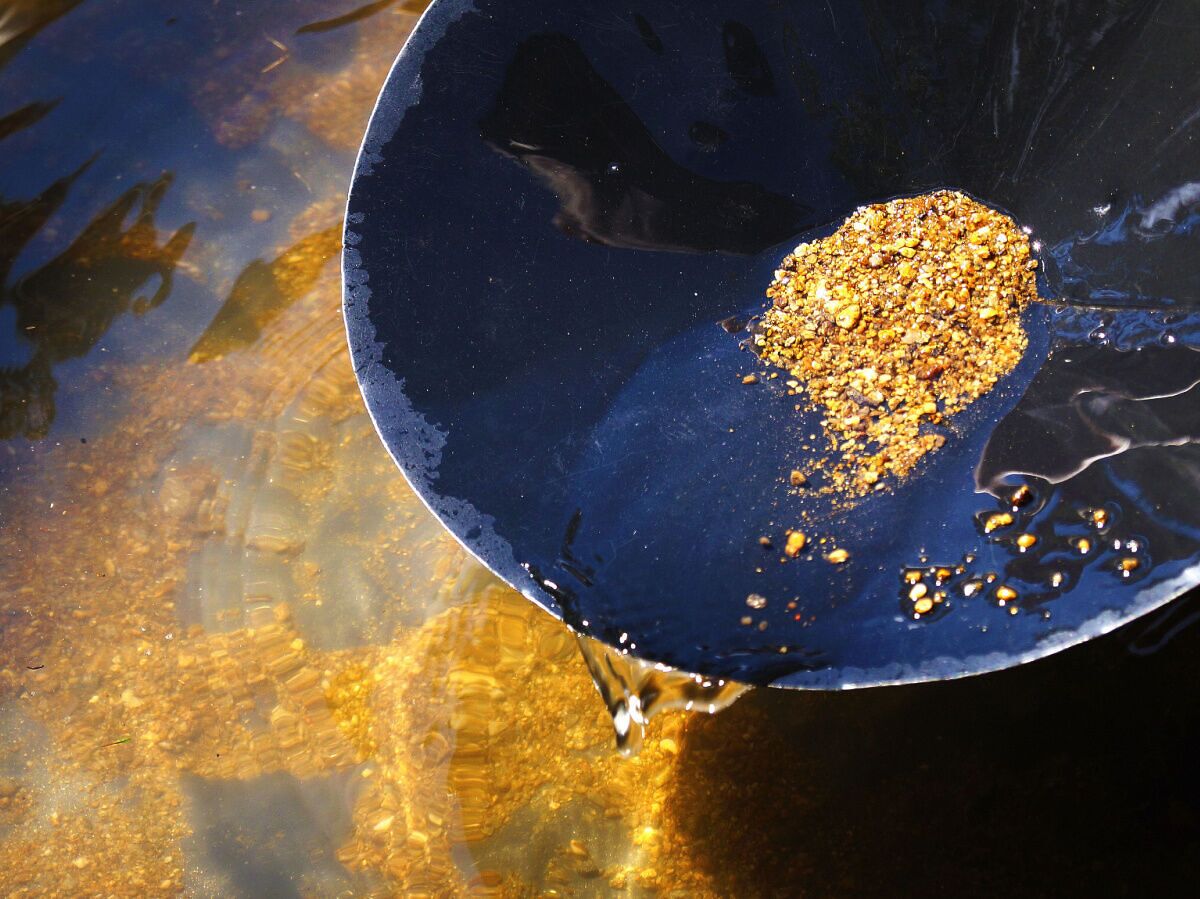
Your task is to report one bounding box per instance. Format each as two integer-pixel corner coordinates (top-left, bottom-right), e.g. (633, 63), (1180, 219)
(784, 531), (808, 557)
(984, 512), (1014, 533)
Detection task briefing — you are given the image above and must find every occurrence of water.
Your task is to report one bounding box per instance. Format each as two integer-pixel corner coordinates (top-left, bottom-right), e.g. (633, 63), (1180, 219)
(0, 2), (749, 893)
(2, 1), (1200, 895)
(576, 635), (749, 757)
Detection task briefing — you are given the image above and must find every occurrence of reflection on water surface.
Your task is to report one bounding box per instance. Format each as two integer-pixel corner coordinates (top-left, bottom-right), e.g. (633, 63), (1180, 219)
(1, 1), (1199, 896)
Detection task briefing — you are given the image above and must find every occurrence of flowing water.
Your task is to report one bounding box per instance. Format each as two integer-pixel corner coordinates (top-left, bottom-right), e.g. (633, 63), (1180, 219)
(576, 636), (748, 758)
(2, 2), (1200, 896)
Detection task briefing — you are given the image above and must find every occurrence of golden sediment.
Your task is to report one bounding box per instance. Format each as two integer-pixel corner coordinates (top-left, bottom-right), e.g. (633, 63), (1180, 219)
(0, 254), (733, 894)
(0, 152), (733, 899)
(758, 190), (1041, 494)
(188, 2), (428, 152)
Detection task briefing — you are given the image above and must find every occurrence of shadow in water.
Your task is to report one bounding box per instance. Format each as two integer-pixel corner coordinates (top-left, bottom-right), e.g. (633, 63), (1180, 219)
(1, 2), (201, 440)
(188, 226), (342, 363)
(0, 167), (195, 439)
(0, 1), (87, 70)
(181, 770), (376, 897)
(0, 100), (58, 143)
(295, 0), (427, 35)
(665, 606), (1200, 897)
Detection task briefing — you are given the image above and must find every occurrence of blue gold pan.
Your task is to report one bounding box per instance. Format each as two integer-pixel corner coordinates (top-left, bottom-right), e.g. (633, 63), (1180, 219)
(344, 0), (1200, 688)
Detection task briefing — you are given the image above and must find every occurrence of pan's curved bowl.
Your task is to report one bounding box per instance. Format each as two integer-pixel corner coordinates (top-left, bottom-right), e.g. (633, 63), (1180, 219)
(344, 0), (1200, 687)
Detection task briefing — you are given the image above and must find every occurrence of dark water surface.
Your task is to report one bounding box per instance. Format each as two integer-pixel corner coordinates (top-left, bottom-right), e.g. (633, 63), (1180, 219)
(1, 1), (1199, 896)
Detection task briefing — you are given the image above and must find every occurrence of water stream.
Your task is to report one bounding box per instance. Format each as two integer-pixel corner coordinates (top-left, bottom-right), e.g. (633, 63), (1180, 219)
(576, 636), (749, 756)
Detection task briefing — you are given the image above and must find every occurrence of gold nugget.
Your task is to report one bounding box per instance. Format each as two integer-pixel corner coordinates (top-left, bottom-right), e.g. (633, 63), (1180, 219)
(758, 191), (1041, 494)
